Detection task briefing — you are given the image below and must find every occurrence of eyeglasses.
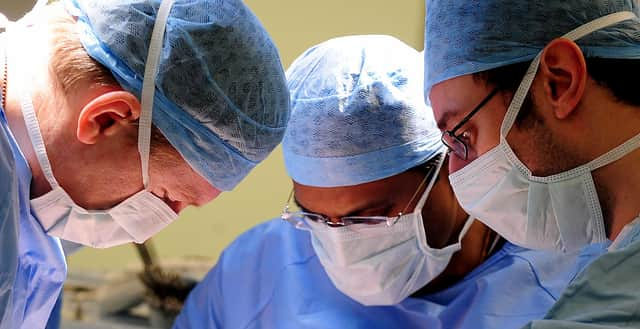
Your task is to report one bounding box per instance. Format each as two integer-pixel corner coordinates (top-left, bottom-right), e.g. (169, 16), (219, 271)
(441, 87), (500, 161)
(281, 161), (439, 230)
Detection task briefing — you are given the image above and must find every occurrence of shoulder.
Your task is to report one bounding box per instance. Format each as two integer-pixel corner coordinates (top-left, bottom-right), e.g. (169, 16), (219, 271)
(218, 218), (316, 269)
(555, 238), (640, 308)
(523, 239), (640, 328)
(192, 218), (317, 299)
(482, 241), (606, 299)
(0, 116), (16, 187)
(176, 219), (316, 328)
(419, 242), (593, 325)
(0, 117), (19, 253)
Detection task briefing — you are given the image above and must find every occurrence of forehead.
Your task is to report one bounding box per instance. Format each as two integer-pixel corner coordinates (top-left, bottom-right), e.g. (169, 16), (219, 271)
(292, 170), (422, 214)
(428, 74), (488, 130)
(157, 151), (217, 189)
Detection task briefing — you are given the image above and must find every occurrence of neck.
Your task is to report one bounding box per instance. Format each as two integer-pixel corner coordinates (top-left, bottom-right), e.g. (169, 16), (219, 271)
(593, 148), (640, 240)
(2, 31), (55, 199)
(414, 210), (498, 295)
(439, 220), (497, 289)
(579, 90), (640, 240)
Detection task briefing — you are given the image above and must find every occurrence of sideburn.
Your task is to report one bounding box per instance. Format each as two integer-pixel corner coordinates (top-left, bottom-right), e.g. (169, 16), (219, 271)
(512, 94), (581, 176)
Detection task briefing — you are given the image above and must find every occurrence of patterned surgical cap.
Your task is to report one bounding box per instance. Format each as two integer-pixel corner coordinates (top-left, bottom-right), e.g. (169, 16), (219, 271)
(283, 35), (444, 187)
(65, 0), (290, 190)
(424, 0), (640, 96)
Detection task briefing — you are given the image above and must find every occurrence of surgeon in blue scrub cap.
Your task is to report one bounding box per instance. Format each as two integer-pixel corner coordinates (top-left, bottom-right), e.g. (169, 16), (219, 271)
(174, 35), (604, 329)
(0, 0), (288, 327)
(425, 0), (640, 328)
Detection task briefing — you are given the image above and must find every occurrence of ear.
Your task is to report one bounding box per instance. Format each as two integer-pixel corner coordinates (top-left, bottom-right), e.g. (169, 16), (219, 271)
(76, 91), (141, 145)
(538, 38), (587, 120)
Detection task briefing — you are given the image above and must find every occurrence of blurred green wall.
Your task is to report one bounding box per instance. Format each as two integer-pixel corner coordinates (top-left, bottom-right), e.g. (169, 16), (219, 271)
(1, 0), (425, 270)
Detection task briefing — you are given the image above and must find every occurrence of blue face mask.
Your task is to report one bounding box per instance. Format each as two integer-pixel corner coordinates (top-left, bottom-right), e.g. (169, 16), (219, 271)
(307, 155), (475, 306)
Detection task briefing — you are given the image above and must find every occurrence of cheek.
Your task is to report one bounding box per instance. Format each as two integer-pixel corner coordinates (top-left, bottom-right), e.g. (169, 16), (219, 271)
(177, 163), (221, 205)
(448, 154), (470, 174)
(505, 128), (541, 176)
(149, 160), (191, 195)
(420, 188), (457, 248)
(192, 177), (221, 205)
(473, 112), (503, 156)
(507, 124), (561, 176)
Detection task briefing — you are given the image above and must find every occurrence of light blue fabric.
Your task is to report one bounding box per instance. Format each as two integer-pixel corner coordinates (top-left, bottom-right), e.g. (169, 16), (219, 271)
(174, 219), (607, 329)
(45, 295), (63, 329)
(283, 35), (444, 187)
(64, 0), (290, 191)
(521, 220), (640, 329)
(423, 1), (640, 94)
(0, 105), (67, 328)
(0, 96), (19, 327)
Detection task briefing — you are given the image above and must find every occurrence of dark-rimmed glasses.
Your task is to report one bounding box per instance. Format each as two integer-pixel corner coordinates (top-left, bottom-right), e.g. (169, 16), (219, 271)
(441, 87), (500, 160)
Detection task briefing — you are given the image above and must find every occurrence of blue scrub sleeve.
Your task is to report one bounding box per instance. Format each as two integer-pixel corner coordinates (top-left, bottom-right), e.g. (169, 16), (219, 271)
(172, 264), (223, 329)
(45, 293), (62, 329)
(0, 112), (20, 327)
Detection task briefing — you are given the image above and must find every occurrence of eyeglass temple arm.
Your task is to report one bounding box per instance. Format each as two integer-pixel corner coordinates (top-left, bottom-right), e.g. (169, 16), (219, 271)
(449, 87), (500, 134)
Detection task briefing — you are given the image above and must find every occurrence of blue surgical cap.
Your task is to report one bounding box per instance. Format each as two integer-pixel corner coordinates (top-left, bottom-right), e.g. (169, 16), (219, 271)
(424, 1), (640, 95)
(283, 35), (444, 188)
(64, 0), (290, 191)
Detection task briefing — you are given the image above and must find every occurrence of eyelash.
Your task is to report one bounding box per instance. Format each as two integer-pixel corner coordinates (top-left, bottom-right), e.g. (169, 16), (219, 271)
(459, 130), (471, 141)
(357, 206), (392, 217)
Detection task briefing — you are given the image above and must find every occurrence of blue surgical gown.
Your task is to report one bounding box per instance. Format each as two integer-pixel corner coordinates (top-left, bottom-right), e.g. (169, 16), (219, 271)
(522, 218), (640, 329)
(174, 219), (608, 329)
(0, 105), (67, 328)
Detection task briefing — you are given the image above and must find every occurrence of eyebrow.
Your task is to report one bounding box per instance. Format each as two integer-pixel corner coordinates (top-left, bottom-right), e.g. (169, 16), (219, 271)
(442, 87), (501, 132)
(344, 201), (393, 217)
(436, 110), (459, 131)
(293, 197), (393, 218)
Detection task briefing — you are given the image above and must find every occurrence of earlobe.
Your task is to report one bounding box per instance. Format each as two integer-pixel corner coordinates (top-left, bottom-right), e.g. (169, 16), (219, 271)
(76, 91), (141, 145)
(539, 38), (587, 120)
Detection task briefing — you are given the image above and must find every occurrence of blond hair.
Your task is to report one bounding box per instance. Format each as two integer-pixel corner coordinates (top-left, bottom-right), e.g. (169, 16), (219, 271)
(44, 3), (171, 150)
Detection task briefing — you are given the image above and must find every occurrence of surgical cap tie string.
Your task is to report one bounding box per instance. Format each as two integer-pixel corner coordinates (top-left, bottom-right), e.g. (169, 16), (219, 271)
(500, 11), (637, 137)
(139, 0), (175, 188)
(15, 36), (61, 189)
(498, 11), (637, 179)
(5, 3), (63, 190)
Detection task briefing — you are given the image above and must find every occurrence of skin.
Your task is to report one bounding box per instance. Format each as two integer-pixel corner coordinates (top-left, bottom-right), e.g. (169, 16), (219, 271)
(3, 18), (219, 215)
(430, 38), (640, 239)
(293, 157), (501, 293)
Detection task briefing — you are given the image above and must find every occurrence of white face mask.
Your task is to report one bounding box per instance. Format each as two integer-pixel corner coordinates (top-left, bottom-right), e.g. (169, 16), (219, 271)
(16, 0), (179, 248)
(308, 156), (475, 306)
(449, 11), (639, 252)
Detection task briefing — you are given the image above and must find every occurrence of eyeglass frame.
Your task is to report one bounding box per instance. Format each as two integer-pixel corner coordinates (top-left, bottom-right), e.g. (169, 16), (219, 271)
(280, 159), (440, 229)
(441, 87), (500, 161)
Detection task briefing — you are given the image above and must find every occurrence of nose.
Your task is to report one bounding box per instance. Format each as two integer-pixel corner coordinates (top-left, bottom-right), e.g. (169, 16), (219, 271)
(166, 199), (188, 213)
(327, 217), (344, 226)
(326, 217), (346, 227)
